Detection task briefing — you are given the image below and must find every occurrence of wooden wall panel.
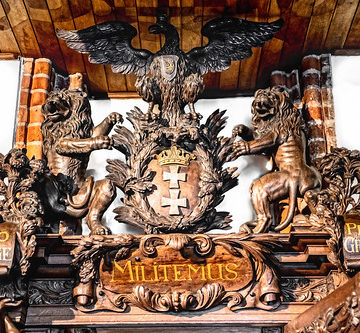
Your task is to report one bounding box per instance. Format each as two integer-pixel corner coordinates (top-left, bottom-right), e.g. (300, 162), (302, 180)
(136, 0), (161, 54)
(1, 0), (41, 57)
(219, 0), (242, 90)
(180, 0), (202, 53)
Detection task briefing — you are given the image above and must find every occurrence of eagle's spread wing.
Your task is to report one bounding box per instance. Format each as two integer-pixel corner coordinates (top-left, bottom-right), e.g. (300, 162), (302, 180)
(186, 17), (283, 75)
(57, 21), (153, 77)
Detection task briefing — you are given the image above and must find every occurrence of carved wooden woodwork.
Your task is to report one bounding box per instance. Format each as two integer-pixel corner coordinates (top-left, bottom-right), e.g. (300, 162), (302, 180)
(57, 11), (283, 126)
(285, 271), (360, 333)
(231, 87), (322, 234)
(41, 89), (122, 235)
(71, 233), (280, 313)
(1, 9), (360, 333)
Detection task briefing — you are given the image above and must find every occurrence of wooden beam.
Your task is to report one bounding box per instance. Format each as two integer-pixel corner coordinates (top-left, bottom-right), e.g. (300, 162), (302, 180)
(333, 49), (360, 55)
(256, 0), (289, 88)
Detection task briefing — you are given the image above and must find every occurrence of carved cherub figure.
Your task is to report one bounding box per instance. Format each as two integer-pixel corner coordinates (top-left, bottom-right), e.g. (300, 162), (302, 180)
(231, 87), (321, 233)
(41, 89), (123, 235)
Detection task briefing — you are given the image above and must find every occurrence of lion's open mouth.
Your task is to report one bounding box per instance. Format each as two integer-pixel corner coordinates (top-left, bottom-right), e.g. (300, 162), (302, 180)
(43, 99), (70, 120)
(253, 95), (275, 117)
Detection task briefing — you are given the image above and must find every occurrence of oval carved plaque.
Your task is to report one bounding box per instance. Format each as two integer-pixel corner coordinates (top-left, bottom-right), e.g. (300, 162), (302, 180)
(100, 244), (253, 294)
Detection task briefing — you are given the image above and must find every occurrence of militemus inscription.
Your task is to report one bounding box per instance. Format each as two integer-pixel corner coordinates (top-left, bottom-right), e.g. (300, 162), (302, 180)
(100, 245), (253, 293)
(72, 234), (280, 312)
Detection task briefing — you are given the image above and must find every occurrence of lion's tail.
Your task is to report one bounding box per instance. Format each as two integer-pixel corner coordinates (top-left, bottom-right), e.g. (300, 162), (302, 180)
(274, 181), (297, 232)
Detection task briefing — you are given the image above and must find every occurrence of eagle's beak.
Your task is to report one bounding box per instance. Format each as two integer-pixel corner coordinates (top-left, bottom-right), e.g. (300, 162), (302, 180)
(149, 23), (162, 34)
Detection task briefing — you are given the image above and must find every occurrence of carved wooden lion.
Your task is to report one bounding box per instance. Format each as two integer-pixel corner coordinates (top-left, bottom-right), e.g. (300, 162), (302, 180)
(231, 87), (321, 233)
(41, 89), (123, 235)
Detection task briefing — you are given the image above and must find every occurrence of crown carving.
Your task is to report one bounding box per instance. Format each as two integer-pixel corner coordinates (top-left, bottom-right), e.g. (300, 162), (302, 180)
(156, 146), (196, 166)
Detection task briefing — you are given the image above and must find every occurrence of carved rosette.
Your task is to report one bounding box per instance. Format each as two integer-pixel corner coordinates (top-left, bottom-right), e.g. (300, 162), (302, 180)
(71, 233), (281, 313)
(106, 108), (238, 234)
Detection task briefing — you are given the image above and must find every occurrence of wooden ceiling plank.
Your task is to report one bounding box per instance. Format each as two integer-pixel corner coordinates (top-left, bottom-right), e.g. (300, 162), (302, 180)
(324, 0), (359, 50)
(23, 0), (66, 70)
(238, 0), (271, 90)
(68, 0), (109, 92)
(219, 0), (242, 90)
(279, 0), (315, 69)
(46, 0), (86, 75)
(136, 0), (161, 54)
(180, 0), (202, 53)
(302, 0), (337, 53)
(202, 1), (227, 90)
(344, 1), (360, 49)
(113, 0), (141, 91)
(0, 2), (21, 54)
(256, 0), (289, 88)
(91, 0), (127, 92)
(1, 0), (42, 58)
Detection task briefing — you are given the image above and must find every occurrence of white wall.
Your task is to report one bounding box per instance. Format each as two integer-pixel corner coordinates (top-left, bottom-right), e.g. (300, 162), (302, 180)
(87, 97), (270, 235)
(0, 60), (20, 153)
(332, 56), (360, 150)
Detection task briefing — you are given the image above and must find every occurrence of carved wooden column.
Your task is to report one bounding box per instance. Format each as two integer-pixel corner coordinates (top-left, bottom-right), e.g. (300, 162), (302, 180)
(14, 58), (34, 150)
(302, 54), (337, 166)
(26, 58), (52, 159)
(270, 69), (302, 109)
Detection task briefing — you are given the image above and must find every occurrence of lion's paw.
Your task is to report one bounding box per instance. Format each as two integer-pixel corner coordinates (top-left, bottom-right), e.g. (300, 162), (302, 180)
(89, 224), (111, 235)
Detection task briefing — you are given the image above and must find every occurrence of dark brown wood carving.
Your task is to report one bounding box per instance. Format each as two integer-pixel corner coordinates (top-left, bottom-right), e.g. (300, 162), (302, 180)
(40, 89), (122, 235)
(72, 233), (280, 313)
(57, 11), (283, 126)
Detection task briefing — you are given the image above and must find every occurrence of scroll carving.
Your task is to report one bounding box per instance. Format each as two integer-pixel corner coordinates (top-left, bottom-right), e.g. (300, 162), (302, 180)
(72, 233), (281, 313)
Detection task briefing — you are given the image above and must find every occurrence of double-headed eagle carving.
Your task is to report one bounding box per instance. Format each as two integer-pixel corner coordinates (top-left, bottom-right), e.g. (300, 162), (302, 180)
(57, 12), (282, 125)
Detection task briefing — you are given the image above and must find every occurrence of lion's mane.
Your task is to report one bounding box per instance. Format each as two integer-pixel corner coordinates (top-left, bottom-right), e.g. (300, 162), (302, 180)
(41, 89), (93, 156)
(251, 87), (305, 140)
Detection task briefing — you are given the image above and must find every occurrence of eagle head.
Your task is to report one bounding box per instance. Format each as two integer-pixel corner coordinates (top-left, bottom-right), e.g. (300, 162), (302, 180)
(149, 11), (170, 35)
